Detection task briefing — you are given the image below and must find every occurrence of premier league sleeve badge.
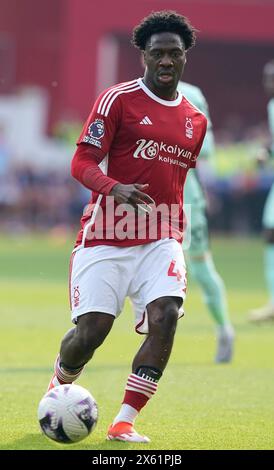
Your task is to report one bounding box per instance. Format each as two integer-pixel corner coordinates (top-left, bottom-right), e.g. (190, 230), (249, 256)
(82, 119), (105, 147)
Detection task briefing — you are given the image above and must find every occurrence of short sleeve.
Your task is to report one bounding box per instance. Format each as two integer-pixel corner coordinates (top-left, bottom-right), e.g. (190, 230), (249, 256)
(77, 89), (122, 156)
(189, 117), (208, 168)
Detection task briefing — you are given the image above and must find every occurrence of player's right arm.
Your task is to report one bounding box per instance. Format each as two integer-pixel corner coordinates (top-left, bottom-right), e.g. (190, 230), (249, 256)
(110, 183), (155, 211)
(72, 144), (154, 210)
(71, 89), (154, 209)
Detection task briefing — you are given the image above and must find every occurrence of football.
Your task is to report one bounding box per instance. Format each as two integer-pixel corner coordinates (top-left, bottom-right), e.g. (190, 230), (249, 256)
(38, 384), (98, 443)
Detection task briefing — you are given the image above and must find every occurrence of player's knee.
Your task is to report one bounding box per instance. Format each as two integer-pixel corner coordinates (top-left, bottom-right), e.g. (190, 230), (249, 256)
(264, 228), (274, 244)
(147, 297), (180, 335)
(75, 312), (114, 353)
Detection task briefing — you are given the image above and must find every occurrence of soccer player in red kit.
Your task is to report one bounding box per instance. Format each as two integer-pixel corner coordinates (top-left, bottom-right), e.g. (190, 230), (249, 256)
(47, 11), (207, 442)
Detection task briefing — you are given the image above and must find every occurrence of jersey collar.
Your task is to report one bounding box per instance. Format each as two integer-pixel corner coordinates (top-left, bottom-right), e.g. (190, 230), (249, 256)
(137, 77), (183, 107)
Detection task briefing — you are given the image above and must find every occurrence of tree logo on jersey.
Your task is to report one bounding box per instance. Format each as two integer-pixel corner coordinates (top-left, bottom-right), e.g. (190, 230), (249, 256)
(88, 119), (105, 140)
(185, 117), (193, 139)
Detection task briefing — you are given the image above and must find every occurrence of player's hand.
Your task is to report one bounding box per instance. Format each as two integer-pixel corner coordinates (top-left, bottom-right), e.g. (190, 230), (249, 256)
(110, 183), (155, 213)
(256, 148), (269, 167)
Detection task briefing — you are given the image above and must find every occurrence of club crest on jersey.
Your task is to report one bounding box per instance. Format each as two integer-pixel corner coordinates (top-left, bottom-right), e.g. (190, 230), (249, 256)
(185, 117), (193, 139)
(88, 119), (105, 139)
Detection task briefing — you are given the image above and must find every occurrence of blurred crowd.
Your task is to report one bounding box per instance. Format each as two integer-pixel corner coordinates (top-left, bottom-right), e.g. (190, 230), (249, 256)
(0, 154), (273, 236)
(206, 167), (273, 233)
(0, 115), (273, 235)
(0, 162), (88, 233)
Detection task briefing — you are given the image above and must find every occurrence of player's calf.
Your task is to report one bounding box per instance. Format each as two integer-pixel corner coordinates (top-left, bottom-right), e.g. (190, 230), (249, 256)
(47, 354), (85, 391)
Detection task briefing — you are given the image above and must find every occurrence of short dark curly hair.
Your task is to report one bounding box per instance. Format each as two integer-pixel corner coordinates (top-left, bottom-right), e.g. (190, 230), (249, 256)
(132, 10), (196, 51)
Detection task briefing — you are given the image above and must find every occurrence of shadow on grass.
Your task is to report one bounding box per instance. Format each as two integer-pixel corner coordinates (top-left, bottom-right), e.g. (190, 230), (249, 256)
(0, 433), (136, 451)
(0, 364), (131, 374)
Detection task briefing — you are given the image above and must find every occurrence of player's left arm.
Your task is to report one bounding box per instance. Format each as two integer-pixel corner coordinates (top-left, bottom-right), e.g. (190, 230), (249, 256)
(189, 117), (208, 169)
(197, 91), (215, 160)
(199, 125), (215, 160)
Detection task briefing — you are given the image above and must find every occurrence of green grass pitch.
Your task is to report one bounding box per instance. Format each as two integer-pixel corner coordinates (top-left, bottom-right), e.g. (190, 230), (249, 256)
(0, 234), (274, 450)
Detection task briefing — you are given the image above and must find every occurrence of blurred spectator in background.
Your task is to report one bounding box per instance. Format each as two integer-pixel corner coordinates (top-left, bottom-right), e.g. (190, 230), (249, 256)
(0, 82), (273, 238)
(0, 124), (18, 226)
(0, 159), (85, 233)
(0, 124), (9, 177)
(2, 148), (272, 237)
(249, 60), (274, 322)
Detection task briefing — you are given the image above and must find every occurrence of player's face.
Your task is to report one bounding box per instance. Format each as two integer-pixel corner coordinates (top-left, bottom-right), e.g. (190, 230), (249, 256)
(143, 32), (186, 99)
(263, 65), (274, 97)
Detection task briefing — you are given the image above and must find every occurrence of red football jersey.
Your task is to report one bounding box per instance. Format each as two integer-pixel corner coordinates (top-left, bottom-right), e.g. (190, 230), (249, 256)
(75, 78), (207, 248)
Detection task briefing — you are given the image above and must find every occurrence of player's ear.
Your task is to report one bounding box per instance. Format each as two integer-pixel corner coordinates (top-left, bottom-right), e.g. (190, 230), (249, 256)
(141, 51), (147, 67)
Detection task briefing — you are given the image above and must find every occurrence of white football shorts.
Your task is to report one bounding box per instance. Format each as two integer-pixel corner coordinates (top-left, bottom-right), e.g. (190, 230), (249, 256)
(69, 238), (187, 334)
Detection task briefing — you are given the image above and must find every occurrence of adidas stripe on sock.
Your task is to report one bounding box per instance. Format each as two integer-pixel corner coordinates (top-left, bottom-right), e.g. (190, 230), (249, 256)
(113, 373), (158, 425)
(54, 355), (84, 384)
(123, 373), (158, 411)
